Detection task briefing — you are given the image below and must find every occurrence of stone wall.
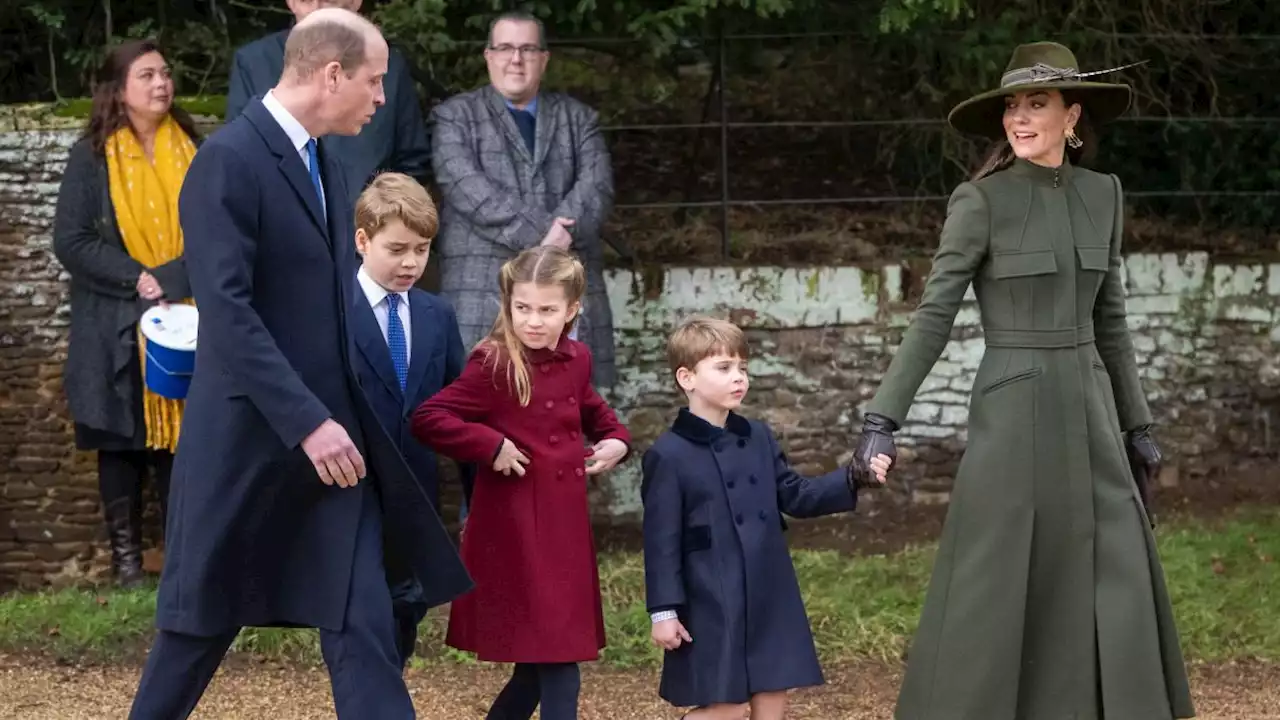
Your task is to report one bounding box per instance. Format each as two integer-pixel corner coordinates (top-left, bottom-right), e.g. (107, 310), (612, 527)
(2, 119), (1279, 588)
(601, 259), (1280, 514)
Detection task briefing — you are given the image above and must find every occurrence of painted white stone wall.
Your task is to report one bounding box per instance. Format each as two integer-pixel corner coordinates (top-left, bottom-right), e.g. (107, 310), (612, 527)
(599, 254), (1280, 513)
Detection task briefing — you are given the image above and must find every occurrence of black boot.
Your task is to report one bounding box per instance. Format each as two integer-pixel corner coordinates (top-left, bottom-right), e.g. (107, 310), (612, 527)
(104, 496), (144, 588)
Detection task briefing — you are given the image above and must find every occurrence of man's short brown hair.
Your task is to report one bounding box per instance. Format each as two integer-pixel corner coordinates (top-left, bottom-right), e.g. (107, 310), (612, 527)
(667, 315), (750, 382)
(355, 172), (439, 241)
(283, 10), (368, 79)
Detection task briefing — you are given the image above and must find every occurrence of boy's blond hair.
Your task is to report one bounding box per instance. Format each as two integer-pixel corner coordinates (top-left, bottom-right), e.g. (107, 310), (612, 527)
(666, 315), (750, 387)
(354, 172), (439, 241)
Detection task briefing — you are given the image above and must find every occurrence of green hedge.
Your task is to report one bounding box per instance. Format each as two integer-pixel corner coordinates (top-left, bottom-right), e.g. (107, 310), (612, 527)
(49, 95), (227, 120)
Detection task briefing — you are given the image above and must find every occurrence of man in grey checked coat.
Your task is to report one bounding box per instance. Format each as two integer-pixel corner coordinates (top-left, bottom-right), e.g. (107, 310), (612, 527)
(430, 11), (616, 387)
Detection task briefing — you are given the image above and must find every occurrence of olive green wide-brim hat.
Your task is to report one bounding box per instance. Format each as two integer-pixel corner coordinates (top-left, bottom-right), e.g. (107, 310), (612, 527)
(947, 41), (1143, 139)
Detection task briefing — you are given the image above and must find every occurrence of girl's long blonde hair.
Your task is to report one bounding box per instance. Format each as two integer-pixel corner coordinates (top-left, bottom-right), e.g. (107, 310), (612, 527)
(481, 246), (588, 406)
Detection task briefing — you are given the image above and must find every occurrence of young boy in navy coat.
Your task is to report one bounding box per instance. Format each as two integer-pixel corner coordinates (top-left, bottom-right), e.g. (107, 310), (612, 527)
(349, 172), (472, 668)
(641, 316), (893, 719)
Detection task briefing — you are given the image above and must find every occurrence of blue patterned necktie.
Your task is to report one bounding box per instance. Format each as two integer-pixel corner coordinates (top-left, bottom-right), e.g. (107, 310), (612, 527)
(305, 139), (326, 217)
(385, 293), (408, 392)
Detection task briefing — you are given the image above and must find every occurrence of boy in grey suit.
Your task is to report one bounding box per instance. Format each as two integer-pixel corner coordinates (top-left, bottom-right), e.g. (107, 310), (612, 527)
(430, 11), (617, 388)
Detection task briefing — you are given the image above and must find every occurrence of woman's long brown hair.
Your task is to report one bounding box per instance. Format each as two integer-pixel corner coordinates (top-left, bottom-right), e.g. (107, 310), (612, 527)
(482, 246), (588, 407)
(85, 38), (200, 154)
(971, 90), (1097, 181)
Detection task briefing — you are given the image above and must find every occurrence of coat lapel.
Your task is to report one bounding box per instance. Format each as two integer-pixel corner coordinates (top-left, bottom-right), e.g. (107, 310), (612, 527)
(352, 283), (402, 401)
(403, 292), (433, 411)
(531, 94), (556, 170)
(483, 86), (534, 163)
(244, 100), (329, 241)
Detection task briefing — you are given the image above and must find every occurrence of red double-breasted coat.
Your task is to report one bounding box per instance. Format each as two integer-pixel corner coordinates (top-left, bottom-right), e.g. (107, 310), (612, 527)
(410, 336), (630, 663)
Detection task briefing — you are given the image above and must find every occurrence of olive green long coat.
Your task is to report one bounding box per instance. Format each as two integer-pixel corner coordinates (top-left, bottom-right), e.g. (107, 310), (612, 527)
(868, 158), (1194, 720)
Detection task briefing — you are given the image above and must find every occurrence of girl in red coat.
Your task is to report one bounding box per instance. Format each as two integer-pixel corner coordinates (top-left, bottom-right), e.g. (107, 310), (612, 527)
(411, 245), (630, 720)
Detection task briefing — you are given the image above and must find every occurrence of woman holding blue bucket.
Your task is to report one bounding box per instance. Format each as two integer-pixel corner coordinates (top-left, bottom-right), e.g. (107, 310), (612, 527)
(53, 39), (200, 587)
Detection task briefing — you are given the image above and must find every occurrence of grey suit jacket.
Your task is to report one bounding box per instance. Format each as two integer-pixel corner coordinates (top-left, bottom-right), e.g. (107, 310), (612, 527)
(430, 85), (616, 387)
(226, 29), (431, 205)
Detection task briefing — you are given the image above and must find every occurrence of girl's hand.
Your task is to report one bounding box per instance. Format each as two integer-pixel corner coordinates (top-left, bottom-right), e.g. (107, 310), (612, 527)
(585, 438), (627, 475)
(493, 438), (530, 477)
(651, 618), (692, 651)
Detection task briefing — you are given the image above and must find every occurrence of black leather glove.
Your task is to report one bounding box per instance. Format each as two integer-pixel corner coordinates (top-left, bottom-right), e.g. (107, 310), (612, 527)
(847, 413), (898, 492)
(1125, 424), (1162, 528)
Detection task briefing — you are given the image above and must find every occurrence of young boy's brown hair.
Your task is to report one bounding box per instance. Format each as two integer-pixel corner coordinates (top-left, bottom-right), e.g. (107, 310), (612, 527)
(354, 171), (439, 241)
(665, 315), (750, 390)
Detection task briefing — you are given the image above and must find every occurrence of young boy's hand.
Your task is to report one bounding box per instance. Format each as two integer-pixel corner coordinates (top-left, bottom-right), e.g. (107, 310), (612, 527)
(868, 453), (892, 485)
(585, 438), (628, 475)
(493, 438), (530, 477)
(651, 618), (692, 651)
(850, 452), (893, 489)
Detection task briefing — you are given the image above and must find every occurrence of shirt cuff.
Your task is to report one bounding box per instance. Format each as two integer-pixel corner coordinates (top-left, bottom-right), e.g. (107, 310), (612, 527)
(650, 609), (679, 624)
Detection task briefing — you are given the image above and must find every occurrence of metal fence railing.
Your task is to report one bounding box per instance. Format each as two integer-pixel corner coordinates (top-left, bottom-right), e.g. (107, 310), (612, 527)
(525, 31), (1280, 258)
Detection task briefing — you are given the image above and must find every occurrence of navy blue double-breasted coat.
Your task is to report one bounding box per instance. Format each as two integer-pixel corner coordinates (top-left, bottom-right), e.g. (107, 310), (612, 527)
(641, 408), (858, 707)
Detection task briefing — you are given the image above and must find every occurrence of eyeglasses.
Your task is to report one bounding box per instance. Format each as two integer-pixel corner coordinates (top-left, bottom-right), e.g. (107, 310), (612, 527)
(488, 44), (546, 58)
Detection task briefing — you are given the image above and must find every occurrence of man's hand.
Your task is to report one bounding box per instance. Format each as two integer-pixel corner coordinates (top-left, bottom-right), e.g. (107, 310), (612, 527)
(493, 438), (531, 477)
(301, 419), (365, 488)
(651, 618), (692, 651)
(540, 217), (575, 249)
(137, 271), (163, 301)
(585, 438), (627, 475)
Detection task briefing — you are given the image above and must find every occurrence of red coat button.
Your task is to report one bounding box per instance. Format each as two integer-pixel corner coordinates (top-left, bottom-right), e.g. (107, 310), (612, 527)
(575, 467), (584, 477)
(545, 400), (554, 409)
(570, 430), (579, 440)
(568, 397), (576, 405)
(550, 435), (559, 444)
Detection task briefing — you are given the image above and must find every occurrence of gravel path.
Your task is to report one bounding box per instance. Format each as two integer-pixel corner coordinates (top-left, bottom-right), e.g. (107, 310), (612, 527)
(2, 655), (1277, 719)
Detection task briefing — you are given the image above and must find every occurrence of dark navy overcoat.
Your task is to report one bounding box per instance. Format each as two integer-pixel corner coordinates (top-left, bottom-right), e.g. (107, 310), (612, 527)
(641, 408), (858, 707)
(155, 99), (470, 637)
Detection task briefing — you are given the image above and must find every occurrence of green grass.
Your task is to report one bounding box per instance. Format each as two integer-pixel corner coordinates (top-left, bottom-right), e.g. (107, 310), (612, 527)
(2, 508), (1278, 667)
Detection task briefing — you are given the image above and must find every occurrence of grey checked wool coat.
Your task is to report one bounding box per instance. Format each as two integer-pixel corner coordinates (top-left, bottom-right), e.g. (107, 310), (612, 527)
(429, 85), (616, 387)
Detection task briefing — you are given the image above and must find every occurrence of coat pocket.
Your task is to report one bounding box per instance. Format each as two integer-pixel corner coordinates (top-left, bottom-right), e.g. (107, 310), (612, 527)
(990, 249), (1057, 279)
(980, 366), (1043, 395)
(1075, 246), (1111, 273)
(682, 525), (712, 552)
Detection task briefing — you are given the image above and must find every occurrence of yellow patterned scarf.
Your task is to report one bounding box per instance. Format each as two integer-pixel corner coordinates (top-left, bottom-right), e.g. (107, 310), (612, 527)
(105, 114), (196, 452)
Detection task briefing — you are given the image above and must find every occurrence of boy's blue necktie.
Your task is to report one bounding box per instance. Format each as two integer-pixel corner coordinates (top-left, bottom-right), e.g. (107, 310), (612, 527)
(305, 139), (326, 216)
(385, 293), (408, 392)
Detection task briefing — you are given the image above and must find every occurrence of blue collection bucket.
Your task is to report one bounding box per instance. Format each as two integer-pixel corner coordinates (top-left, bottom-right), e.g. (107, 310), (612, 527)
(140, 304), (199, 400)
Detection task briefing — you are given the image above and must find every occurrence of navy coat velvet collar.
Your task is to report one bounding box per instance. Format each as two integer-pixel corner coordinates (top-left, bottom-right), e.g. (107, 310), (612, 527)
(670, 407), (753, 445)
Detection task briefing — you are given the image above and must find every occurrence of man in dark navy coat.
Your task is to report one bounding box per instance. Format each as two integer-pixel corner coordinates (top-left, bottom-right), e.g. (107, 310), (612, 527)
(128, 10), (470, 719)
(226, 0), (432, 205)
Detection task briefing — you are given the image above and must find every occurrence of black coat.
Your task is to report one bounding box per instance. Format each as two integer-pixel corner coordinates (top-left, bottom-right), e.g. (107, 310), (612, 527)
(52, 137), (193, 446)
(641, 409), (858, 706)
(154, 100), (470, 637)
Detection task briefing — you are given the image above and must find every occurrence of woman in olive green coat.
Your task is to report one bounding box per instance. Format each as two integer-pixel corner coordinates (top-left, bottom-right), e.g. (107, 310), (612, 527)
(849, 42), (1195, 719)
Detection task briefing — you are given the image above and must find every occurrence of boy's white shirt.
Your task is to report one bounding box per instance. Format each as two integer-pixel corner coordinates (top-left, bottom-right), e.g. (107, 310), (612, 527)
(356, 264), (413, 364)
